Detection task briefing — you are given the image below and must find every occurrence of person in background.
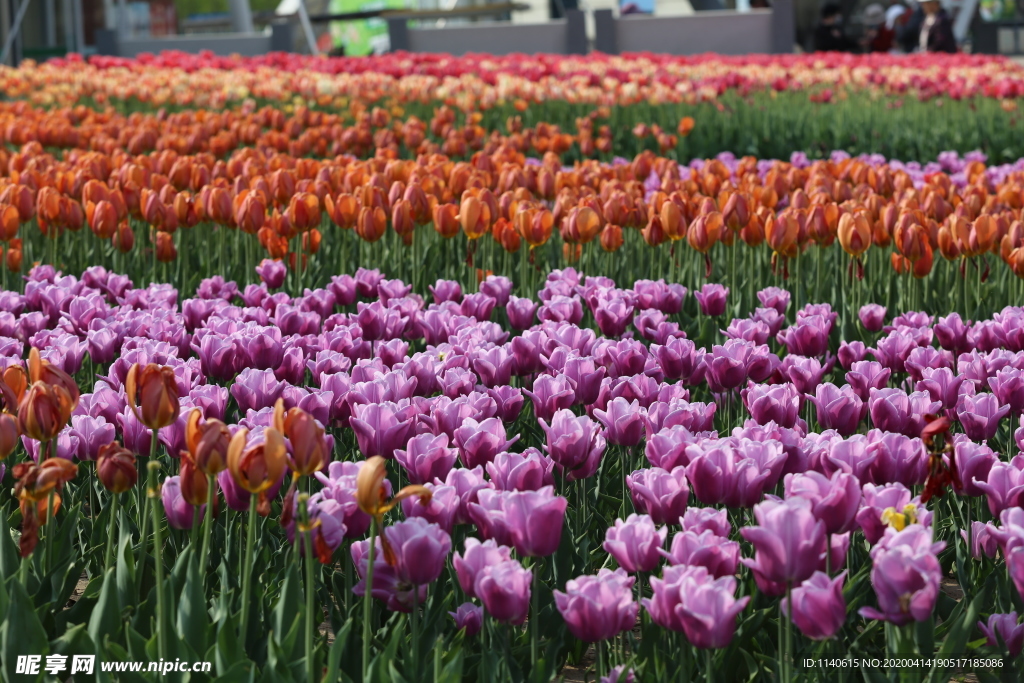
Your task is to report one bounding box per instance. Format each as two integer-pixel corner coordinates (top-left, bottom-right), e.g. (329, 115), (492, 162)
(815, 3), (859, 52)
(918, 0), (957, 52)
(862, 4), (896, 52)
(897, 1), (924, 52)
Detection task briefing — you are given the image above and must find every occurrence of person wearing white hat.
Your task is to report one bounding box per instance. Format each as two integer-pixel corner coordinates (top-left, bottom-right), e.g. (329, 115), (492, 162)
(862, 3), (898, 52)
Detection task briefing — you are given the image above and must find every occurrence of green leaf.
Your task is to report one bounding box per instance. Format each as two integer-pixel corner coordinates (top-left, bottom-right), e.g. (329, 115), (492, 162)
(176, 548), (209, 657)
(273, 562), (300, 642)
(88, 569), (122, 647)
(320, 619), (352, 683)
(1, 579), (50, 683)
(50, 623), (98, 683)
(0, 512), (20, 580)
(115, 521), (135, 611)
(210, 660), (256, 683)
(214, 618), (244, 677)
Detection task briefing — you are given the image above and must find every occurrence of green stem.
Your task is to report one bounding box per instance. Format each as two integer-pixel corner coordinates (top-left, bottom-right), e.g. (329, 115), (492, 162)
(239, 492), (258, 642)
(103, 493), (121, 571)
(134, 430), (158, 596)
(300, 495), (316, 683)
(148, 461), (169, 662)
(198, 473), (215, 571)
(44, 490), (54, 576)
(706, 648), (713, 683)
(362, 518), (378, 681)
(531, 561), (540, 670)
(412, 583), (420, 678)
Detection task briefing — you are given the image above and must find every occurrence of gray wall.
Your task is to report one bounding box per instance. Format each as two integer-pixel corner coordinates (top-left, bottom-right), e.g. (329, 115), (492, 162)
(406, 21), (567, 56)
(614, 10), (775, 55)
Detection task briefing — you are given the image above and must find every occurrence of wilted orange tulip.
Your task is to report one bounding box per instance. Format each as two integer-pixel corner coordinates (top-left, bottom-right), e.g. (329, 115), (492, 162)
(227, 427), (288, 515)
(356, 455), (432, 560)
(96, 442), (138, 493)
(28, 347), (80, 408)
(185, 410), (230, 475)
(125, 363), (180, 431)
(13, 457), (78, 555)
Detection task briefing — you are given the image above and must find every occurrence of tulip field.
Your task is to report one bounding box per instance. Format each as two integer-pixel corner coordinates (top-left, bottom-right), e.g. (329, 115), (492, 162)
(3, 50), (1024, 683)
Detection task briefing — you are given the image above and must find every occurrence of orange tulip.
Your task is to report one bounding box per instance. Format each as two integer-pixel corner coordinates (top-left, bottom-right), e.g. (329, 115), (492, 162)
(460, 195), (491, 240)
(433, 202), (460, 238)
(12, 457), (78, 555)
(155, 231), (177, 262)
(0, 203), (19, 241)
(677, 117), (695, 137)
(356, 206), (387, 243)
(600, 224), (624, 252)
(325, 193), (359, 230)
(96, 442), (138, 494)
(837, 212), (872, 258)
(179, 452), (210, 507)
(0, 413), (19, 460)
(125, 363), (180, 431)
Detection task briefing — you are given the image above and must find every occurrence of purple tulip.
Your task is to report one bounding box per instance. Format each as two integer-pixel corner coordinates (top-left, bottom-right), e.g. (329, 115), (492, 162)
(460, 293), (497, 322)
(742, 381), (801, 429)
(957, 393), (1011, 442)
(845, 361), (891, 401)
(660, 528), (740, 578)
(706, 339), (754, 392)
(807, 383), (865, 436)
(934, 312), (971, 354)
(475, 558), (532, 625)
(953, 438), (997, 497)
(454, 417), (519, 469)
(865, 431), (929, 487)
(161, 476), (202, 530)
(555, 568), (638, 642)
(859, 525), (945, 626)
(858, 304), (887, 332)
(600, 666), (635, 683)
(352, 537), (426, 613)
(978, 613), (1024, 657)
(501, 486), (568, 557)
(838, 341), (867, 370)
(681, 507), (730, 537)
(453, 538), (513, 598)
(975, 460), (1024, 516)
(988, 367), (1024, 416)
(383, 517), (452, 586)
(724, 317), (771, 345)
(603, 514), (667, 573)
(1010, 547), (1024, 604)
(524, 374), (576, 421)
(486, 449), (555, 491)
(350, 401), (419, 460)
(594, 296), (635, 338)
(69, 414), (116, 462)
(538, 295), (584, 325)
(644, 565), (749, 648)
(285, 494), (348, 555)
(626, 467), (689, 525)
(780, 355), (831, 395)
(757, 286), (790, 314)
(869, 388), (939, 437)
(472, 346), (514, 388)
(695, 284), (729, 317)
(784, 471), (860, 535)
(651, 337), (703, 383)
(449, 603), (483, 637)
(685, 442), (780, 509)
(904, 346), (953, 383)
(915, 367), (966, 413)
(540, 409), (607, 481)
(782, 571), (847, 641)
(646, 399), (716, 434)
(478, 275), (512, 308)
(429, 279), (463, 304)
(593, 397), (647, 447)
(961, 521), (998, 560)
(506, 296), (539, 330)
(741, 498), (825, 587)
(561, 355), (606, 406)
(394, 433), (458, 485)
(231, 368), (285, 414)
(778, 315), (832, 358)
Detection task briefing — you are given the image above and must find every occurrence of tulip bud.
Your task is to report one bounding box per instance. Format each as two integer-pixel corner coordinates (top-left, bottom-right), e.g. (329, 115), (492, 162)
(112, 220), (134, 253)
(125, 363), (180, 430)
(0, 413), (19, 460)
(837, 212), (872, 258)
(0, 203), (20, 241)
(18, 382), (75, 442)
(155, 231), (177, 263)
(96, 442), (138, 493)
(179, 453), (209, 507)
(186, 411), (230, 475)
(600, 224), (624, 252)
(355, 206), (387, 243)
